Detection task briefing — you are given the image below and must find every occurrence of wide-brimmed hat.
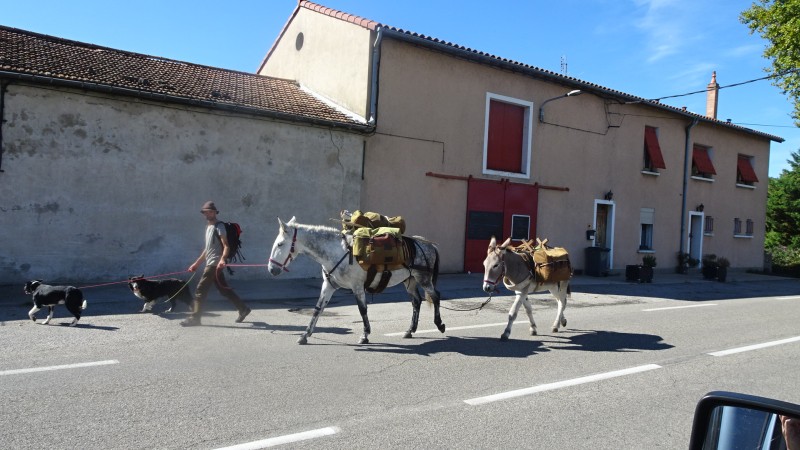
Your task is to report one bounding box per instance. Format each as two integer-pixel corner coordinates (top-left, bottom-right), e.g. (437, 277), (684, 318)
(200, 201), (218, 212)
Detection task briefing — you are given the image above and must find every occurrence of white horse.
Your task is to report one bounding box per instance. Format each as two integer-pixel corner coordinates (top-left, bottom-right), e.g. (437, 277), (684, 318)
(482, 237), (570, 341)
(267, 217), (446, 344)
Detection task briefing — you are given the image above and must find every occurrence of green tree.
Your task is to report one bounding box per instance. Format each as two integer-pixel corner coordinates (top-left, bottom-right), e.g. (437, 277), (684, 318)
(741, 0), (800, 126)
(766, 151), (800, 248)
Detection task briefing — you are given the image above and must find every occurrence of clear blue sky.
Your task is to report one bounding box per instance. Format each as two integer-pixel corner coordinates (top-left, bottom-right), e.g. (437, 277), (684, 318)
(3, 0), (798, 177)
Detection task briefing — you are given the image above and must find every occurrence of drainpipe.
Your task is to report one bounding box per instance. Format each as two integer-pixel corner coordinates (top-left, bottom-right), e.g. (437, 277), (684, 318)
(0, 80), (7, 173)
(679, 118), (699, 265)
(367, 26), (383, 127)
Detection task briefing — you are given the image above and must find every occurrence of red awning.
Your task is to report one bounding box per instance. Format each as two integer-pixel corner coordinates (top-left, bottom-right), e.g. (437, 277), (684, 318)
(692, 146), (716, 175)
(737, 156), (759, 183)
(644, 127), (666, 169)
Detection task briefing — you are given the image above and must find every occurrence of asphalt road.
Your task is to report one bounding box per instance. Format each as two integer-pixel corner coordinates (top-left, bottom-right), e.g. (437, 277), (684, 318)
(1, 276), (799, 449)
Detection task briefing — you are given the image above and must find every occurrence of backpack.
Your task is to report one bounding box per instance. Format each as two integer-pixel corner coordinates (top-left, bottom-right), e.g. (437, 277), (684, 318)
(216, 221), (244, 272)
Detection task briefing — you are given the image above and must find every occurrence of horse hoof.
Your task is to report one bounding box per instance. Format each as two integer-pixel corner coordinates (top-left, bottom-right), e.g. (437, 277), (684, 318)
(403, 331), (413, 339)
(530, 329), (537, 336)
(297, 336), (308, 345)
(359, 337), (369, 344)
(500, 334), (509, 341)
(437, 323), (446, 333)
(551, 327), (559, 333)
(561, 318), (567, 326)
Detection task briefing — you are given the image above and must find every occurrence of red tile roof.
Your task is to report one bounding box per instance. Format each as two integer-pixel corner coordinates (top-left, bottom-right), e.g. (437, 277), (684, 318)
(297, 1), (783, 143)
(0, 25), (367, 130)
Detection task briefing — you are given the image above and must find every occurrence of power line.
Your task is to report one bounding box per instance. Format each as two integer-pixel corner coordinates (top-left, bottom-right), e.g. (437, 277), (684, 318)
(649, 68), (800, 102)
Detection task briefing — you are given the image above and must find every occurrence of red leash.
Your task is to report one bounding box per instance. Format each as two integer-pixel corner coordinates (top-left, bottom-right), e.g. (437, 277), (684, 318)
(77, 270), (191, 290)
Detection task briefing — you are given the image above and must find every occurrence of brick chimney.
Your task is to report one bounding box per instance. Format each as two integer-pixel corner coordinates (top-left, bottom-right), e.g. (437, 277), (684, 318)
(706, 71), (719, 119)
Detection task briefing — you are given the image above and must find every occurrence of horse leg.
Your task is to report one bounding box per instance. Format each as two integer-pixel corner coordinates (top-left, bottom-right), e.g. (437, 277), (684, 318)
(403, 279), (422, 338)
(419, 276), (445, 334)
(551, 283), (568, 332)
(353, 288), (371, 344)
(521, 295), (537, 336)
(297, 279), (337, 345)
(501, 289), (526, 341)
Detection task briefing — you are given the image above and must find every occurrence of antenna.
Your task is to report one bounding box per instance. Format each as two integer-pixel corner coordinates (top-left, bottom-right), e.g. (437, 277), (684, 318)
(561, 55), (568, 75)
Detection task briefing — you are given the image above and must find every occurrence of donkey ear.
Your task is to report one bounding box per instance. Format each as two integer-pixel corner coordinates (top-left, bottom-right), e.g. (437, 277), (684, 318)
(500, 237), (512, 249)
(278, 217), (286, 233)
(288, 216), (297, 225)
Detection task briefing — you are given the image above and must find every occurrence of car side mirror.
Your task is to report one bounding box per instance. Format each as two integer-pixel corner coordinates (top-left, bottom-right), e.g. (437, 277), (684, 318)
(689, 391), (800, 450)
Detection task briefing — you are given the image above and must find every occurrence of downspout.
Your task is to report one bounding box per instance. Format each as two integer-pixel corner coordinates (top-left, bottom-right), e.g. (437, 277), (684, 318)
(679, 117), (699, 265)
(367, 26), (383, 127)
(0, 80), (7, 173)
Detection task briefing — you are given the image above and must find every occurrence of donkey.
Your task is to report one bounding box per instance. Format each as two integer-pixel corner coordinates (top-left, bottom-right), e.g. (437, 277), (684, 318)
(267, 217), (446, 344)
(482, 237), (570, 341)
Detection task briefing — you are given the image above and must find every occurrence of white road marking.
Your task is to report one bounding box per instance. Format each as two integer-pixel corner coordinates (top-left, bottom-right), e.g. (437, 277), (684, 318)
(708, 336), (800, 357)
(776, 296), (800, 300)
(215, 427), (340, 449)
(0, 360), (119, 376)
(464, 364), (662, 405)
(643, 304), (717, 312)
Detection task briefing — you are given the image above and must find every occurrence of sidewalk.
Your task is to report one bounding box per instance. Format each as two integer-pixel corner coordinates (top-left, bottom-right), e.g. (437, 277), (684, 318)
(3, 268), (795, 308)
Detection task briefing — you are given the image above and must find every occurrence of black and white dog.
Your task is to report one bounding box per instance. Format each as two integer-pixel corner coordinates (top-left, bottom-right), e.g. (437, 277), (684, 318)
(24, 280), (88, 326)
(128, 275), (193, 313)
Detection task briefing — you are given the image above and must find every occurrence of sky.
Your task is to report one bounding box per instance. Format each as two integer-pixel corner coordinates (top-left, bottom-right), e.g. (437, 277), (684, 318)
(3, 0), (798, 177)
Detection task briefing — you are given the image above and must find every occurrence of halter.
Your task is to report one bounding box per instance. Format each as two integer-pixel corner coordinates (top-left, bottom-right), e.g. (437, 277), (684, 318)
(269, 228), (298, 272)
(483, 248), (507, 288)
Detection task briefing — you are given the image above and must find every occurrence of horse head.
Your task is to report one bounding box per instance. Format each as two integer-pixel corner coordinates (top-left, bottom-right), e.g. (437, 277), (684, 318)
(268, 216), (298, 276)
(482, 236), (511, 292)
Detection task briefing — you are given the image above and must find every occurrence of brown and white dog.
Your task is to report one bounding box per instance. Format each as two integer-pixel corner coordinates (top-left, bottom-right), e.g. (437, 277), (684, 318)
(128, 275), (193, 313)
(24, 280), (87, 326)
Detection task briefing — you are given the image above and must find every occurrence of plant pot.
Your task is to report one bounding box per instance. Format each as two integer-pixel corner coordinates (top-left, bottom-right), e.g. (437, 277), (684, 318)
(702, 266), (717, 280)
(717, 266), (727, 282)
(626, 265), (653, 283)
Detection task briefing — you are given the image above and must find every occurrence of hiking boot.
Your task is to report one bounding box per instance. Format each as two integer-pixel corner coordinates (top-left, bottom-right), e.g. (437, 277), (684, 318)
(235, 307), (251, 323)
(180, 317), (201, 327)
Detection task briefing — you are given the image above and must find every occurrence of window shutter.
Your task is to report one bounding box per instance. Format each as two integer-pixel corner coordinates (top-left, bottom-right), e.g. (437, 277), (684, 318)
(487, 100), (524, 173)
(692, 146), (717, 175)
(737, 155), (759, 183)
(644, 127), (666, 169)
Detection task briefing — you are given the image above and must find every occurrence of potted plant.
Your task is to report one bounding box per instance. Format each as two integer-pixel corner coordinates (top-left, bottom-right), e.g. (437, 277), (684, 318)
(676, 252), (690, 274)
(627, 255), (656, 283)
(702, 254), (718, 280)
(716, 257), (730, 282)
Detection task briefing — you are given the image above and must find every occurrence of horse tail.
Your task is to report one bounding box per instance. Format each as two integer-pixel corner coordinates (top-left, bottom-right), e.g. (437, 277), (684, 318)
(425, 245), (441, 305)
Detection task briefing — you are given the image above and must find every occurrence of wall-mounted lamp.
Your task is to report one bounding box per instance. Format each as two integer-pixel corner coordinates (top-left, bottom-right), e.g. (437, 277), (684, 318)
(604, 190), (614, 201)
(696, 203), (704, 212)
(538, 89), (582, 123)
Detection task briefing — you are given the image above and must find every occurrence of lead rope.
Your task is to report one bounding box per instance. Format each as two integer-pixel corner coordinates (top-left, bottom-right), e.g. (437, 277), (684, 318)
(439, 292), (494, 312)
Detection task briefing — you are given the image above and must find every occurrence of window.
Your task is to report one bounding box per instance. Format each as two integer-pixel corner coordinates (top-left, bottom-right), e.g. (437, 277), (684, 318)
(511, 215), (530, 240)
(704, 216), (714, 235)
(643, 126), (666, 172)
(737, 155), (759, 186)
(483, 93), (532, 178)
(734, 218), (742, 235)
(746, 219), (754, 236)
(692, 145), (716, 179)
(639, 207), (654, 251)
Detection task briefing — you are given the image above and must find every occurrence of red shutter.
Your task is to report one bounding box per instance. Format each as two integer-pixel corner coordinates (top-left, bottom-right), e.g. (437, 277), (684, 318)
(737, 156), (759, 183)
(487, 100), (524, 173)
(692, 146), (716, 175)
(644, 126), (666, 169)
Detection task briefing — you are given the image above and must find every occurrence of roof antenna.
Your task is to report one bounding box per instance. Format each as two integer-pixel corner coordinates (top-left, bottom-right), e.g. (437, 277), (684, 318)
(561, 55), (568, 75)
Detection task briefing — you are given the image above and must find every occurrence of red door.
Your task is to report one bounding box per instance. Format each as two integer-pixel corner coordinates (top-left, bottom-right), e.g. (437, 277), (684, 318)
(464, 178), (538, 273)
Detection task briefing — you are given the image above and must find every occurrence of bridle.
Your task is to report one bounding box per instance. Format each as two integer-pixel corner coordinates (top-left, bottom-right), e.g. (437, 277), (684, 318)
(269, 228), (298, 272)
(483, 248), (507, 289)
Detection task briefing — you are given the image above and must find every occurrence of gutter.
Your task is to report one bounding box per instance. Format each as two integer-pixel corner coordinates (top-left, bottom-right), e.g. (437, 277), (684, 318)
(0, 80), (7, 172)
(0, 71), (374, 134)
(367, 26), (383, 126)
(679, 118), (699, 262)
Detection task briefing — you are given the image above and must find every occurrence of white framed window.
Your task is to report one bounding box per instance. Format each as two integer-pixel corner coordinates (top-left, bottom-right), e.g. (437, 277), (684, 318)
(639, 207), (654, 251)
(483, 93), (533, 179)
(510, 214), (530, 241)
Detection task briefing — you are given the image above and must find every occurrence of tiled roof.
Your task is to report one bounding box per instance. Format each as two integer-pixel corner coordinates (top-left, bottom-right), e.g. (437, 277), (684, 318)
(0, 25), (367, 129)
(298, 1), (784, 143)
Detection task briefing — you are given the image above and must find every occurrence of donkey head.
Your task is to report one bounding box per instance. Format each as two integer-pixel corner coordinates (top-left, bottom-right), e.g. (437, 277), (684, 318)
(268, 216), (298, 276)
(482, 237), (511, 292)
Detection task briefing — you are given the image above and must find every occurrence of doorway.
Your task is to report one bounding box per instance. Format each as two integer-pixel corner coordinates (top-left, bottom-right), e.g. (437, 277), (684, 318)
(593, 200), (615, 268)
(688, 212), (704, 265)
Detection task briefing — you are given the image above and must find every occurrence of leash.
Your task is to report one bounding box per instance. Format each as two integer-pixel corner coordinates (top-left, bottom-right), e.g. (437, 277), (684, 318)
(439, 292), (495, 312)
(161, 271), (196, 304)
(78, 270), (192, 290)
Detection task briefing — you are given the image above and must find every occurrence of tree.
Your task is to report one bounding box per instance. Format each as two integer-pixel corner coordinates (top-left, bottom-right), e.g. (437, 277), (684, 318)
(766, 151), (800, 248)
(741, 0), (800, 126)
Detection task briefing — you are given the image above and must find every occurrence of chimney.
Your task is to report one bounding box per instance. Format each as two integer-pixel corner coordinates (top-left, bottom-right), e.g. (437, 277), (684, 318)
(706, 71), (719, 119)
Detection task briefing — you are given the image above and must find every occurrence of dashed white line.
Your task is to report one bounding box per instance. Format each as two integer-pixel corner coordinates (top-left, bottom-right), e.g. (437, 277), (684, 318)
(0, 360), (119, 376)
(708, 336), (800, 357)
(464, 364), (662, 405)
(214, 427), (340, 449)
(643, 304), (718, 312)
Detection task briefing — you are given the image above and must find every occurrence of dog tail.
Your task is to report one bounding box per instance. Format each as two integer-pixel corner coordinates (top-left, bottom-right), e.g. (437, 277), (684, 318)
(81, 299), (88, 310)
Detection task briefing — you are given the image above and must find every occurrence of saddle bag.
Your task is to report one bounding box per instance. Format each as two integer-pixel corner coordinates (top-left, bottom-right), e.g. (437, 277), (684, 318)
(346, 210), (406, 234)
(532, 245), (572, 283)
(352, 227), (409, 270)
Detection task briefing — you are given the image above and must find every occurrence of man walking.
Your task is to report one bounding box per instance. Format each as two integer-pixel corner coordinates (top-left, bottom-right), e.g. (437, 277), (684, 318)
(180, 201), (251, 326)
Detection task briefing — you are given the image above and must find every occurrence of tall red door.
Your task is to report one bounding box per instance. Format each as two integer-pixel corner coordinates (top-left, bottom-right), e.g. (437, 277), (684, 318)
(464, 178), (538, 273)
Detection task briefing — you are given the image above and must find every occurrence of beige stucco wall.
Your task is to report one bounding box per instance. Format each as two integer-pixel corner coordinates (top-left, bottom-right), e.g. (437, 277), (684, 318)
(259, 7), (373, 121)
(0, 84), (364, 284)
(367, 38), (772, 272)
